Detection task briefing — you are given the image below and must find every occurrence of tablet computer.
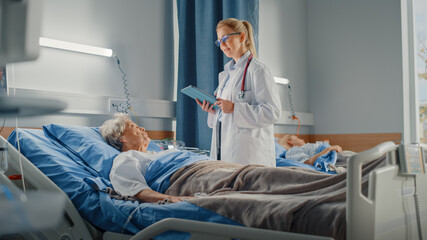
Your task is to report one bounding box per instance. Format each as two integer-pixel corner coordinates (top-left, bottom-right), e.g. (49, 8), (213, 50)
(181, 85), (219, 109)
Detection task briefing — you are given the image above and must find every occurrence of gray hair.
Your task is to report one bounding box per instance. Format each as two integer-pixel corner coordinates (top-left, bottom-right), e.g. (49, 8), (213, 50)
(100, 113), (131, 151)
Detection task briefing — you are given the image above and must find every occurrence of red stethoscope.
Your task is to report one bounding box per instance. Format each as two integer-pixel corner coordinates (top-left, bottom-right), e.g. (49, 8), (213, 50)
(238, 53), (253, 99)
(215, 53), (253, 99)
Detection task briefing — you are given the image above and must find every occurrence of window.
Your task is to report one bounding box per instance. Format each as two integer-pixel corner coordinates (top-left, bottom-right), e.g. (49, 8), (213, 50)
(415, 0), (427, 143)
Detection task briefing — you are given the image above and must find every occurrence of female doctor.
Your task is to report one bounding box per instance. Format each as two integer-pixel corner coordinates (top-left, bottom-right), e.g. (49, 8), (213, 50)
(196, 18), (281, 167)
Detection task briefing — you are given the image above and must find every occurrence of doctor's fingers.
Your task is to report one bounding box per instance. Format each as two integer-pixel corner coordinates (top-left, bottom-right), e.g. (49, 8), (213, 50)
(195, 98), (202, 106)
(202, 101), (212, 111)
(196, 99), (208, 110)
(214, 98), (224, 105)
(200, 100), (214, 112)
(207, 104), (215, 114)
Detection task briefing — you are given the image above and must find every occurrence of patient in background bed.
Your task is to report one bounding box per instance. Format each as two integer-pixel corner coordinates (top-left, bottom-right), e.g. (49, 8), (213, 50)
(278, 135), (346, 173)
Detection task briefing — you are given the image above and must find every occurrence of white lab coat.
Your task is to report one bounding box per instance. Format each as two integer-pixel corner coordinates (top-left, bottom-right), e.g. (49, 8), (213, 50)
(208, 51), (281, 167)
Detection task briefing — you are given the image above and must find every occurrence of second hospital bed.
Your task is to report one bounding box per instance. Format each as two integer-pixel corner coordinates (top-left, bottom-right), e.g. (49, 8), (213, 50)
(1, 124), (427, 240)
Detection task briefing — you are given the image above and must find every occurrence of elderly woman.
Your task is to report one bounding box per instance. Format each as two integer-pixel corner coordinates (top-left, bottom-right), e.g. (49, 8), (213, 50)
(100, 113), (194, 203)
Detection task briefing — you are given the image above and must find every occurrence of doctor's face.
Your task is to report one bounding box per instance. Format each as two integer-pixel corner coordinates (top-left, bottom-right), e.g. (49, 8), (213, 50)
(216, 26), (244, 60)
(121, 120), (150, 149)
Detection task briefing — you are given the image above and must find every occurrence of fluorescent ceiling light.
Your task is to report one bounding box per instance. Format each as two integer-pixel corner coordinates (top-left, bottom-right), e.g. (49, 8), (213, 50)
(39, 37), (113, 57)
(274, 77), (289, 85)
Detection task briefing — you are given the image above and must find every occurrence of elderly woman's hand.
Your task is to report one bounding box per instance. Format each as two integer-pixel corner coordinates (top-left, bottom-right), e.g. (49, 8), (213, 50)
(168, 196), (194, 203)
(321, 145), (343, 154)
(330, 145), (342, 153)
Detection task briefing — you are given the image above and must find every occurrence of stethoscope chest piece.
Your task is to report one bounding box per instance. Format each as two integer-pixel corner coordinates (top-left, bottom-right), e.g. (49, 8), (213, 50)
(238, 91), (245, 99)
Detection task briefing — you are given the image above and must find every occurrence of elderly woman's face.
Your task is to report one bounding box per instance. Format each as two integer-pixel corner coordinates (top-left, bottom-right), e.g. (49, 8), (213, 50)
(288, 135), (305, 147)
(121, 120), (150, 148)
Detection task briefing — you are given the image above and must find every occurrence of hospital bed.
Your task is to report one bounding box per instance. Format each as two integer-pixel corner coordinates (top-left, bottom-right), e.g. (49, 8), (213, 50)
(0, 125), (426, 240)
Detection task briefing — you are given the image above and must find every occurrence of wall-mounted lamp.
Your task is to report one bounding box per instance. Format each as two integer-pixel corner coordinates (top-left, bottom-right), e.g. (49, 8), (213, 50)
(274, 77), (289, 85)
(274, 76), (300, 135)
(38, 37), (134, 113)
(39, 37), (114, 57)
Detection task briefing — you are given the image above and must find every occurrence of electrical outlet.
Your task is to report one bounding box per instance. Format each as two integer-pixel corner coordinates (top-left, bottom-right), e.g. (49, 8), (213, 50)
(109, 99), (128, 113)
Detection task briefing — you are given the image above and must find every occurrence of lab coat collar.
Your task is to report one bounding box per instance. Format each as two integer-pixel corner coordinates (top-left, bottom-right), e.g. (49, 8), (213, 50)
(225, 51), (252, 71)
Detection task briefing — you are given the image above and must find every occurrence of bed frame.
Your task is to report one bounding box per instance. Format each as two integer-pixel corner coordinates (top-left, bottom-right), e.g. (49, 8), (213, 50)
(1, 136), (426, 240)
(347, 142), (427, 240)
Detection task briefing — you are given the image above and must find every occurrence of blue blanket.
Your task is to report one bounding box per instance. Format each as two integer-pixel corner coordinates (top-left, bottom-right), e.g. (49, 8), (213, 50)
(313, 144), (337, 173)
(146, 151), (210, 193)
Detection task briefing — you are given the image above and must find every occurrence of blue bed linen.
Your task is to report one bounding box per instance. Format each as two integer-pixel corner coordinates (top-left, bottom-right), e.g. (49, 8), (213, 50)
(275, 141), (287, 158)
(42, 124), (161, 180)
(146, 151), (211, 193)
(276, 157), (320, 170)
(275, 142), (337, 174)
(313, 144), (337, 173)
(7, 129), (125, 232)
(8, 129), (242, 239)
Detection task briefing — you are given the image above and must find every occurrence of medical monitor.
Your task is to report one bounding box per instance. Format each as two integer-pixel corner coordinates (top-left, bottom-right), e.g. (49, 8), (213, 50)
(0, 0), (42, 65)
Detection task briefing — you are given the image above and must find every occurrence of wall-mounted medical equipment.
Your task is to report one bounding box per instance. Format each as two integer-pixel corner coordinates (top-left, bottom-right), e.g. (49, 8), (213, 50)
(39, 38), (134, 115)
(275, 77), (301, 135)
(0, 180), (66, 236)
(0, 2), (69, 235)
(0, 95), (66, 118)
(397, 144), (426, 175)
(0, 0), (66, 196)
(395, 143), (425, 240)
(0, 0), (42, 65)
(0, 145), (7, 174)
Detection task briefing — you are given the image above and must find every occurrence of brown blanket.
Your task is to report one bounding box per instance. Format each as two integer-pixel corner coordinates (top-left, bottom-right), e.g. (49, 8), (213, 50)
(165, 156), (386, 240)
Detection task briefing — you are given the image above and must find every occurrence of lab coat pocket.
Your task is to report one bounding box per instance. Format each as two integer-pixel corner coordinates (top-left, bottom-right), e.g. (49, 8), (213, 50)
(233, 89), (254, 104)
(235, 127), (263, 139)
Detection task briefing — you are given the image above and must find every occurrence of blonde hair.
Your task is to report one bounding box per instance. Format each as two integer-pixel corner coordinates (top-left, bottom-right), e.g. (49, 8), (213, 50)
(278, 134), (292, 150)
(100, 113), (131, 151)
(217, 18), (257, 59)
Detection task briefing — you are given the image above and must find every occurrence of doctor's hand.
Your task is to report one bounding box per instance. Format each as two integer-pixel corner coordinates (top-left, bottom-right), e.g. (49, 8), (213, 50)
(215, 98), (234, 113)
(196, 99), (215, 114)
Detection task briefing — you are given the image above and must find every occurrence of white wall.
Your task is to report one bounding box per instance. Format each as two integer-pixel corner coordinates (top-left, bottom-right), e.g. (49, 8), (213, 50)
(259, 0), (311, 134)
(306, 0), (403, 135)
(6, 0), (406, 137)
(260, 0), (404, 136)
(6, 0), (175, 129)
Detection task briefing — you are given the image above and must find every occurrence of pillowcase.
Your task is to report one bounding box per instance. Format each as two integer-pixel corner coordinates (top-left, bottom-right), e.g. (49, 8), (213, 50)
(43, 124), (162, 179)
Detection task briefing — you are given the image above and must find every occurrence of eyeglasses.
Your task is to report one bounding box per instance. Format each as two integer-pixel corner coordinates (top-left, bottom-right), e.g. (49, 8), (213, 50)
(215, 32), (241, 47)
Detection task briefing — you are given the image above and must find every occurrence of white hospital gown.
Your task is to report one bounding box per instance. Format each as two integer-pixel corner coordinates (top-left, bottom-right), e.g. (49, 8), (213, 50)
(285, 143), (320, 163)
(109, 149), (178, 196)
